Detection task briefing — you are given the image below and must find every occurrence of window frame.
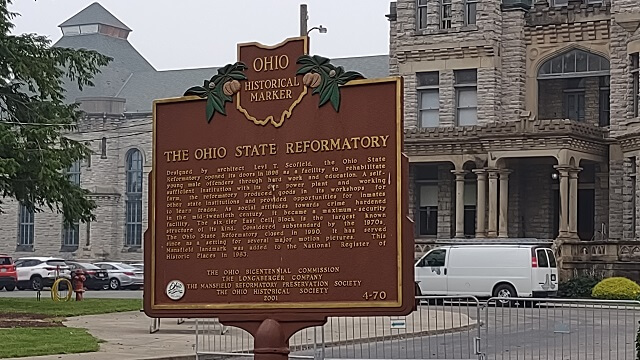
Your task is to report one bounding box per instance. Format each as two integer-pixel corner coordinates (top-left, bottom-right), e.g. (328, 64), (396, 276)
(538, 49), (610, 79)
(564, 90), (586, 122)
(125, 149), (144, 248)
(18, 204), (35, 248)
(440, 0), (452, 29)
(464, 0), (478, 25)
(632, 54), (639, 118)
(418, 183), (438, 236)
(599, 76), (610, 127)
(417, 72), (440, 128)
(536, 249), (550, 268)
(101, 137), (107, 158)
(417, 0), (429, 30)
(62, 223), (80, 248)
(553, 0), (602, 6)
(454, 69), (478, 126)
(62, 161), (81, 250)
(422, 249), (446, 267)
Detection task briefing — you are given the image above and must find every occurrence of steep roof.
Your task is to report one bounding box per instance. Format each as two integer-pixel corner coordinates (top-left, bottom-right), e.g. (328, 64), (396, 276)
(53, 4), (388, 113)
(332, 55), (389, 79)
(59, 2), (131, 31)
(118, 67), (220, 113)
(54, 33), (155, 102)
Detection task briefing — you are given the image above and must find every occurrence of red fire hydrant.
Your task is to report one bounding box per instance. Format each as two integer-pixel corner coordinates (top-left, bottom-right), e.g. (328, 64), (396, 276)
(73, 270), (86, 301)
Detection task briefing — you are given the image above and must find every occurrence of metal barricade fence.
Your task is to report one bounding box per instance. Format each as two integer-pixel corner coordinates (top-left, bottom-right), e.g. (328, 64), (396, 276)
(483, 297), (640, 360)
(195, 296), (482, 360)
(195, 296), (640, 360)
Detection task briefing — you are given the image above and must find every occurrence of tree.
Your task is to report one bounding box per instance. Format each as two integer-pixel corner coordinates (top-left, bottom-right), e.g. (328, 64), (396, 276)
(0, 0), (111, 224)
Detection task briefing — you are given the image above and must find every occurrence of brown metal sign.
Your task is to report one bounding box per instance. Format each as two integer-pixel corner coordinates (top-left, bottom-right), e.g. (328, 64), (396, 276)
(144, 37), (412, 318)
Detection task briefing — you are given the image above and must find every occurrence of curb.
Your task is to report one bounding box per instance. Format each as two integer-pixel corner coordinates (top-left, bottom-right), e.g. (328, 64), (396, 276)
(138, 356), (196, 360)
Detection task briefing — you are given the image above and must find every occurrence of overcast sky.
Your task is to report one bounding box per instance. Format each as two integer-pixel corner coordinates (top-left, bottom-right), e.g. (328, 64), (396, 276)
(10, 0), (391, 71)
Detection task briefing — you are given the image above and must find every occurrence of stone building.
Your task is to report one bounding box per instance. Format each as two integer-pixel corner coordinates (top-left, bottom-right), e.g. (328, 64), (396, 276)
(0, 3), (389, 262)
(4, 1), (640, 280)
(388, 0), (640, 279)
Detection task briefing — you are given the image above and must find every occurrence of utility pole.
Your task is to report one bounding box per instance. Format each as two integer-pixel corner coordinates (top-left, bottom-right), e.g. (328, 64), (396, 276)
(300, 4), (308, 36)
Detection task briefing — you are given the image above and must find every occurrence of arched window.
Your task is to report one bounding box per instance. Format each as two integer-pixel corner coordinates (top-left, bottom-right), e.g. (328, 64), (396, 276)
(537, 49), (610, 126)
(125, 149), (143, 247)
(538, 49), (610, 78)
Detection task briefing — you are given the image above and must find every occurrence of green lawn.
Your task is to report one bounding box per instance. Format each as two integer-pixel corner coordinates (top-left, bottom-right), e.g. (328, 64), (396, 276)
(0, 298), (142, 317)
(0, 327), (99, 358)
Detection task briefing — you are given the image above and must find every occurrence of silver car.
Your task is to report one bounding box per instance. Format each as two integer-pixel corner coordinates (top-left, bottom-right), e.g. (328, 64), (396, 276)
(94, 262), (143, 290)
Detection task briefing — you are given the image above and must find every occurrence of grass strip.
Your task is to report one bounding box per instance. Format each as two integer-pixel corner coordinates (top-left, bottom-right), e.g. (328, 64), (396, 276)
(0, 327), (99, 358)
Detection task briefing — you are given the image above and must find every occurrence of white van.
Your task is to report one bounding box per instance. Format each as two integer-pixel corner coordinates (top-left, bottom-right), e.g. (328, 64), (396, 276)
(415, 245), (558, 299)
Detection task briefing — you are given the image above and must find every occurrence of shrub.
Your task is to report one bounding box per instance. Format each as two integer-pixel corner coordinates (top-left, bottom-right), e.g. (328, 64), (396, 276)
(591, 277), (640, 300)
(558, 276), (600, 298)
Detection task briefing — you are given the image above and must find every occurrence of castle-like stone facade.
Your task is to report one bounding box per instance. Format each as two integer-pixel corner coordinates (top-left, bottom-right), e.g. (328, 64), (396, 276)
(390, 0), (640, 279)
(3, 1), (640, 280)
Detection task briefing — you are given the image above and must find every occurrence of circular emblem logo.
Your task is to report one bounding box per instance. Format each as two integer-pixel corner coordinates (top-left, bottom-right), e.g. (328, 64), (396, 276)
(166, 280), (185, 301)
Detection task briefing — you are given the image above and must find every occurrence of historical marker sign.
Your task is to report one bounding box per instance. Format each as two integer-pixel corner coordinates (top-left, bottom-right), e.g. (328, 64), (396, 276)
(144, 37), (412, 318)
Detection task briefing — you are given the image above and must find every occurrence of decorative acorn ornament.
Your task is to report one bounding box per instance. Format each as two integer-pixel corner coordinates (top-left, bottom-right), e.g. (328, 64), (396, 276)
(302, 72), (322, 88)
(223, 80), (241, 96)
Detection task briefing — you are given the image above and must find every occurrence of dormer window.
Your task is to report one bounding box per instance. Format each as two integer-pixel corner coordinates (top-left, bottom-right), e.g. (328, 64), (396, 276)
(58, 3), (131, 40)
(61, 24), (98, 36)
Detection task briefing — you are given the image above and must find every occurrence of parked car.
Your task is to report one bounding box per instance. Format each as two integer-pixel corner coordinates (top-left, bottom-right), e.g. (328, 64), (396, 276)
(130, 263), (144, 271)
(94, 262), (144, 290)
(0, 254), (17, 291)
(66, 261), (109, 290)
(415, 245), (558, 299)
(14, 257), (71, 290)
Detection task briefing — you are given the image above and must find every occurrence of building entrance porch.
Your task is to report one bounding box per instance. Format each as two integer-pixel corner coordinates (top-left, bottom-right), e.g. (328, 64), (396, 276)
(411, 154), (606, 243)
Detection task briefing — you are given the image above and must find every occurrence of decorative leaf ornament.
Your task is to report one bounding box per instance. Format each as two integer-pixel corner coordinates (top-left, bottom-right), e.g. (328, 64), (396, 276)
(296, 55), (364, 112)
(184, 62), (247, 123)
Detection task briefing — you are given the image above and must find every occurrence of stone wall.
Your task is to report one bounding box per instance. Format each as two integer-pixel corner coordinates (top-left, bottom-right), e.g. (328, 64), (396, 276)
(506, 168), (521, 237)
(438, 71), (455, 127)
(500, 9), (528, 120)
(520, 163), (555, 239)
(477, 67), (501, 125)
(608, 145), (625, 240)
(537, 77), (603, 124)
(437, 164), (454, 237)
(0, 113), (152, 262)
(594, 164), (609, 238)
(392, 0), (503, 130)
(584, 77), (601, 126)
(622, 156), (636, 239)
(538, 79), (565, 120)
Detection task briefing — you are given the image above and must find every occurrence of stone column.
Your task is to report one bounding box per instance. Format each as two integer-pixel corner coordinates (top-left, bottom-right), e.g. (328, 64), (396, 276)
(473, 169), (487, 238)
(568, 168), (581, 239)
(487, 169), (499, 238)
(555, 166), (570, 238)
(498, 170), (512, 238)
(452, 170), (468, 238)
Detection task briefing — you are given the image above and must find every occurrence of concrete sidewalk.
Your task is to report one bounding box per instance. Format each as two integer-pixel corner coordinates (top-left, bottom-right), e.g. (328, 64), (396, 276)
(23, 308), (477, 360)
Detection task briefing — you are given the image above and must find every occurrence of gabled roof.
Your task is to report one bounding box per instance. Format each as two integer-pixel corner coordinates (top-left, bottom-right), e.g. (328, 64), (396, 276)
(59, 2), (131, 31)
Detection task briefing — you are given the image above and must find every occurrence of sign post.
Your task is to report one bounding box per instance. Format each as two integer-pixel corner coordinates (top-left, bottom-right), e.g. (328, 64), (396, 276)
(144, 37), (412, 360)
